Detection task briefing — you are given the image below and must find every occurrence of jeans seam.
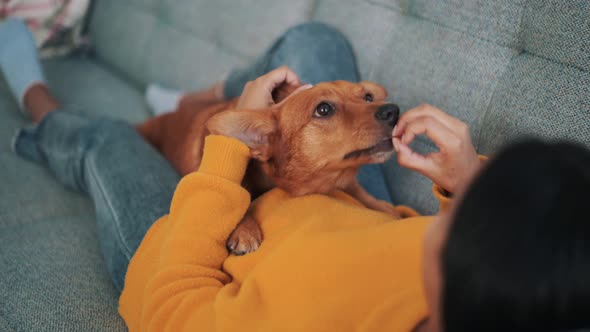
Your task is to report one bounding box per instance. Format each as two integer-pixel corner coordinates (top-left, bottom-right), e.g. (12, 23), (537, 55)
(87, 156), (133, 262)
(10, 129), (22, 154)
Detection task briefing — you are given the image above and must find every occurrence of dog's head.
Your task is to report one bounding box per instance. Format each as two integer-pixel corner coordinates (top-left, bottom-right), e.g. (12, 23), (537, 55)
(207, 80), (399, 194)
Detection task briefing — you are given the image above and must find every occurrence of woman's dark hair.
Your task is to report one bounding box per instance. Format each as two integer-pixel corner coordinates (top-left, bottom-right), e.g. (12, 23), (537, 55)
(442, 139), (590, 332)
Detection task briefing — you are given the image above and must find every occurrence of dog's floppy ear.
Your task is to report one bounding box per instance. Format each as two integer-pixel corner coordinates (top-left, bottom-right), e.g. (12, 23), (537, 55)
(207, 109), (277, 161)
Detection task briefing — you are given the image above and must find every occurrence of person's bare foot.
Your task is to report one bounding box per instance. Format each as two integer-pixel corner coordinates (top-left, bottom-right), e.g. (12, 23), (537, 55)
(23, 83), (61, 123)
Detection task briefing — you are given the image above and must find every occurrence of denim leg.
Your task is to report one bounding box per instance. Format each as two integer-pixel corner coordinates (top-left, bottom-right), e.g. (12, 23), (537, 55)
(13, 111), (180, 292)
(224, 22), (360, 97)
(224, 22), (393, 203)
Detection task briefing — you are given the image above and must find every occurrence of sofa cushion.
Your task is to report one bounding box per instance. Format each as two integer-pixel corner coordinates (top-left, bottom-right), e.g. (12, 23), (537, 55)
(0, 215), (125, 331)
(523, 0), (590, 72)
(88, 0), (315, 90)
(411, 0), (527, 48)
(478, 54), (590, 153)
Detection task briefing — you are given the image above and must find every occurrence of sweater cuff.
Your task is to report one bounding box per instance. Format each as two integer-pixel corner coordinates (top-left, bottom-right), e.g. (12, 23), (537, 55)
(433, 155), (488, 213)
(198, 135), (250, 184)
(433, 183), (452, 213)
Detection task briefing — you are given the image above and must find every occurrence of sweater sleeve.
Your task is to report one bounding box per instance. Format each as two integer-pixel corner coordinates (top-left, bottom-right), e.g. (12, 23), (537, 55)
(432, 183), (453, 213)
(127, 135), (252, 331)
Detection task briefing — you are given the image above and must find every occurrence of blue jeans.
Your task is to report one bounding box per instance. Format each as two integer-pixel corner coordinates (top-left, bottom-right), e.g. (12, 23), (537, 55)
(13, 23), (392, 292)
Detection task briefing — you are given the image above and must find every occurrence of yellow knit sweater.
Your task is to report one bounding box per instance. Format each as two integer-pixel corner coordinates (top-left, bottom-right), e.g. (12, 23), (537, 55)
(119, 135), (450, 332)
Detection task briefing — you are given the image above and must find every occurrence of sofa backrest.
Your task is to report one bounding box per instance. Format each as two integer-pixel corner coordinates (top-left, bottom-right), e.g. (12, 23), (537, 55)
(89, 0), (590, 214)
(88, 0), (314, 89)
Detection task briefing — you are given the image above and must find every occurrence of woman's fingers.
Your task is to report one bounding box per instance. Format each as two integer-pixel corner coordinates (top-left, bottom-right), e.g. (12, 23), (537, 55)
(393, 104), (466, 138)
(392, 106), (480, 193)
(237, 66), (302, 110)
(258, 66), (302, 93)
(397, 115), (460, 153)
(395, 137), (439, 175)
(276, 84), (314, 106)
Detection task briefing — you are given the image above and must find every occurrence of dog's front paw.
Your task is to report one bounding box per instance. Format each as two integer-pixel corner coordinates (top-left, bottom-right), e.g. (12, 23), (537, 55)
(226, 215), (262, 256)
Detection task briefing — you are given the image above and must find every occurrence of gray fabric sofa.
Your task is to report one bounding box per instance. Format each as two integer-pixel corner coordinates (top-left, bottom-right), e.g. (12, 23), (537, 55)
(1, 0), (589, 330)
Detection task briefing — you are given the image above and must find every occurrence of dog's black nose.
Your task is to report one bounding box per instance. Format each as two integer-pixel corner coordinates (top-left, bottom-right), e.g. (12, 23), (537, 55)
(374, 103), (400, 128)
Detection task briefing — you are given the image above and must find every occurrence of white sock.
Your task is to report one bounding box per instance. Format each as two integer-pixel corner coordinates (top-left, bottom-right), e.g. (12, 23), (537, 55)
(145, 84), (184, 116)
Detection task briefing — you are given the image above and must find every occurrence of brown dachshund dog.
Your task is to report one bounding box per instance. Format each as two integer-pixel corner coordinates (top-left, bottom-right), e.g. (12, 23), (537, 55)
(138, 80), (401, 255)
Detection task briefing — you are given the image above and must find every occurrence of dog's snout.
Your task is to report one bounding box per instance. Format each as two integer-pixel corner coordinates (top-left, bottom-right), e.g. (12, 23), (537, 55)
(374, 103), (400, 128)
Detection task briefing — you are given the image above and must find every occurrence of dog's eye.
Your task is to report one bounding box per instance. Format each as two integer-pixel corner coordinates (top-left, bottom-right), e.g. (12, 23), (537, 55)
(364, 93), (374, 103)
(314, 102), (335, 118)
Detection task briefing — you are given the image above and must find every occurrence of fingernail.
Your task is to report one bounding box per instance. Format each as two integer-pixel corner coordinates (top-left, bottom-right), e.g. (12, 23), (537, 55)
(303, 84), (313, 89)
(392, 125), (399, 137)
(392, 138), (400, 152)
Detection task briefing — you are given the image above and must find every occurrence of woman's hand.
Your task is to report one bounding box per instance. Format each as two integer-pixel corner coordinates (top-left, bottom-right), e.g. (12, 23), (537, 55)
(207, 66), (312, 159)
(392, 104), (480, 194)
(236, 66), (311, 110)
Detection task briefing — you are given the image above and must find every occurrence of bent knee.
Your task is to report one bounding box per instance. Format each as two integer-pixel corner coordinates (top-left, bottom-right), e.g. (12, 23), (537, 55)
(282, 22), (352, 49)
(267, 22), (359, 83)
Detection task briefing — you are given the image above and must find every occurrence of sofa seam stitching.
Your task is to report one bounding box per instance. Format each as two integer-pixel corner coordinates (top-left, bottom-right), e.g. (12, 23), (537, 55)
(474, 0), (529, 151)
(366, 0), (522, 50)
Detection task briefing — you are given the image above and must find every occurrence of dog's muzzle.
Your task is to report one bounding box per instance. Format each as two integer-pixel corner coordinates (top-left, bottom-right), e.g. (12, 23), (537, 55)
(374, 103), (400, 129)
(343, 139), (394, 160)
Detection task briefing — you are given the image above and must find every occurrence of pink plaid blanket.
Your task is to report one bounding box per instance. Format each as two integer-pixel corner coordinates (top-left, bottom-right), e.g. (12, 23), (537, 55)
(1, 0), (91, 57)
